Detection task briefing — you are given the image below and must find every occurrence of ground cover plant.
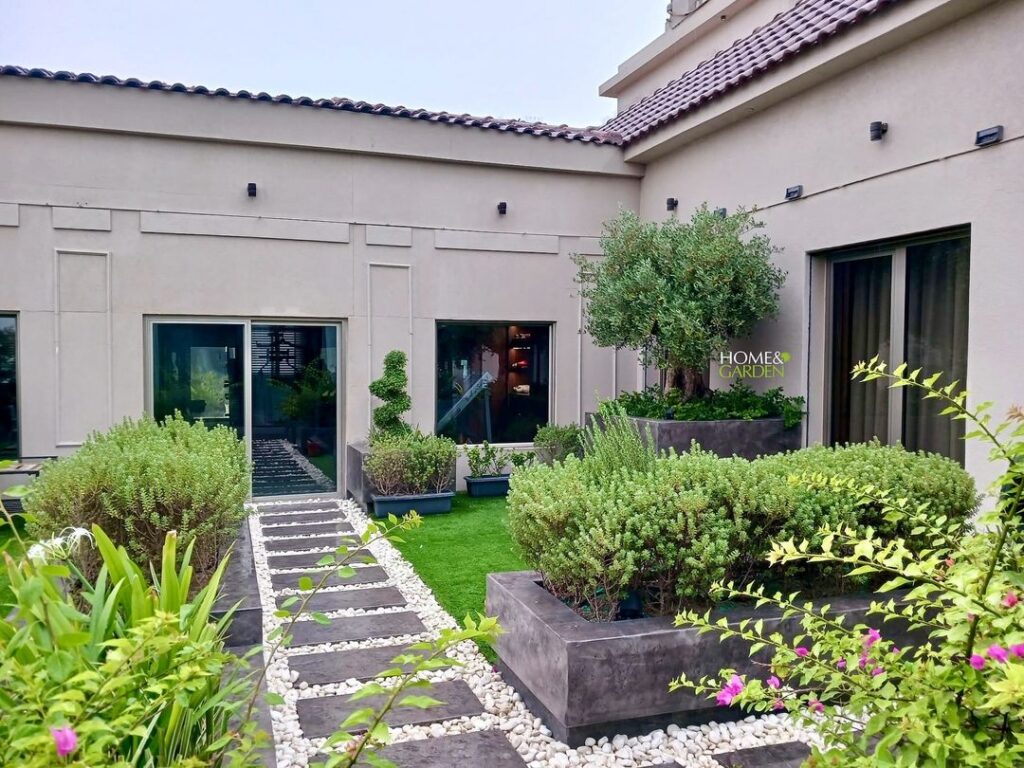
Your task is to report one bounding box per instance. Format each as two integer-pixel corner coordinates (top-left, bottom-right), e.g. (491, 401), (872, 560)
(507, 404), (977, 620)
(673, 361), (1024, 767)
(615, 381), (805, 429)
(24, 414), (249, 584)
(392, 493), (527, 660)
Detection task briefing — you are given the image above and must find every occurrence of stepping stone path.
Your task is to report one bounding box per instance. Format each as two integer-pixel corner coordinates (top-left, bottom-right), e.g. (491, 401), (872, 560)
(249, 498), (821, 767)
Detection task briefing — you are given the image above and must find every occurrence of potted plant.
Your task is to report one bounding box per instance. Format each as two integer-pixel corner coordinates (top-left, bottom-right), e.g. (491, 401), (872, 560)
(574, 205), (801, 459)
(464, 441), (519, 497)
(364, 430), (456, 517)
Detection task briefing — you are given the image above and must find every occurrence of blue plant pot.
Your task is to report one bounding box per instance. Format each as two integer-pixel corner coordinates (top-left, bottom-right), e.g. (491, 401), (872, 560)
(371, 491), (455, 519)
(465, 474), (512, 497)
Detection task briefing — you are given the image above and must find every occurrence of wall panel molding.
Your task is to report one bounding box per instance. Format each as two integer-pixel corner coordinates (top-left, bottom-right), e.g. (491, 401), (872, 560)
(434, 229), (559, 254)
(140, 211), (351, 243)
(366, 225), (412, 247)
(52, 206), (112, 231)
(0, 203), (19, 227)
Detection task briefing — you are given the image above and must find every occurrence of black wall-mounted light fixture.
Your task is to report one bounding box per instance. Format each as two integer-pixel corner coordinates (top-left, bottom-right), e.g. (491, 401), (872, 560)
(666, 197), (679, 211)
(785, 185), (803, 201)
(869, 121), (888, 141)
(975, 125), (1004, 147)
(714, 207), (728, 218)
(247, 182), (257, 197)
(497, 201), (508, 215)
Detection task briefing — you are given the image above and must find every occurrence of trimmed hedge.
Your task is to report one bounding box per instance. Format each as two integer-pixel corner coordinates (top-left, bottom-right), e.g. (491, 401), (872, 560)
(507, 440), (977, 620)
(26, 414), (249, 583)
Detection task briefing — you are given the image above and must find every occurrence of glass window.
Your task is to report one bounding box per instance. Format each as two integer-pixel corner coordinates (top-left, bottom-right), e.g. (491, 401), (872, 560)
(0, 316), (16, 459)
(436, 322), (550, 444)
(152, 323), (246, 435)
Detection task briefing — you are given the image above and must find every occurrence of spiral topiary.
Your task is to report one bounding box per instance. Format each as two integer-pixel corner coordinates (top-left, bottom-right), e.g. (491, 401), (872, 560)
(369, 349), (412, 438)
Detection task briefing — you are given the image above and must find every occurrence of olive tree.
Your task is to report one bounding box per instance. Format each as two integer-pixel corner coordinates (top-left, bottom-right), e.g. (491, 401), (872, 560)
(574, 205), (785, 398)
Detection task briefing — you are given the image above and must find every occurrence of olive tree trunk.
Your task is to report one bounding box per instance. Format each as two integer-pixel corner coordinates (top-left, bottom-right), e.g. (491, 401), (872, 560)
(664, 365), (707, 400)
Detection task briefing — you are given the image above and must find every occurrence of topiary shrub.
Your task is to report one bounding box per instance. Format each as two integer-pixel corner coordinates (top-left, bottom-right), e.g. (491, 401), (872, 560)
(507, 438), (977, 620)
(364, 431), (456, 497)
(369, 350), (412, 438)
(25, 414), (249, 583)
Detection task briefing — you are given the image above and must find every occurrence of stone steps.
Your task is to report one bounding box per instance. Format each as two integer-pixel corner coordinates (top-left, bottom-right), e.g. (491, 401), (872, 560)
(275, 586), (407, 613)
(262, 521), (354, 538)
(267, 549), (375, 570)
(264, 533), (359, 553)
(288, 610), (426, 647)
(271, 565), (388, 592)
(289, 644), (422, 686)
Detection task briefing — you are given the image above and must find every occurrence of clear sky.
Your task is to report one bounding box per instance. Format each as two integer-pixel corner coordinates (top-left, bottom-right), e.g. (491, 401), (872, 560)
(1, 1), (667, 127)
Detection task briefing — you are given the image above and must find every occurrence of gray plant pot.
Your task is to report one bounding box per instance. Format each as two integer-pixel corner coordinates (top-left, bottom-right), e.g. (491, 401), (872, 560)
(486, 571), (916, 746)
(465, 474), (512, 497)
(371, 491), (455, 518)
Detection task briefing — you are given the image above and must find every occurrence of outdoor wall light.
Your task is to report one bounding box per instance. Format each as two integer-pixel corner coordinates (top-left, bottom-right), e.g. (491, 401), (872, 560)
(247, 182), (257, 197)
(497, 201), (508, 215)
(785, 185), (803, 201)
(666, 197), (679, 211)
(869, 121), (888, 141)
(976, 125), (1004, 147)
(714, 207), (728, 218)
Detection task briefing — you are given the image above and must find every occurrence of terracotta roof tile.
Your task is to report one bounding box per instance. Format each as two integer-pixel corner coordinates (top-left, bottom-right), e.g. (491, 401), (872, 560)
(0, 65), (622, 146)
(603, 0), (903, 144)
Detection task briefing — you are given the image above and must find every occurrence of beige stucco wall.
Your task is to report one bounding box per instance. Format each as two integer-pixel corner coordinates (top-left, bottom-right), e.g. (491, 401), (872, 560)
(0, 79), (641, 494)
(635, 0), (1024, 490)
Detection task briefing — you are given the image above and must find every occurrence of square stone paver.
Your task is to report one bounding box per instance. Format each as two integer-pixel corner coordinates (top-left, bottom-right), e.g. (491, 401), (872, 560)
(376, 730), (526, 767)
(271, 565), (388, 592)
(256, 500), (340, 513)
(262, 521), (354, 538)
(297, 679), (483, 738)
(260, 510), (345, 526)
(289, 644), (424, 686)
(714, 742), (811, 768)
(289, 611), (426, 646)
(264, 534), (359, 553)
(276, 586), (406, 613)
(268, 549), (375, 570)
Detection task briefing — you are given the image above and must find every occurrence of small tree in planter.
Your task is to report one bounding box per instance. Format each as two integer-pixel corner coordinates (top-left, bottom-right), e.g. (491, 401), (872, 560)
(465, 441), (517, 497)
(575, 206), (785, 399)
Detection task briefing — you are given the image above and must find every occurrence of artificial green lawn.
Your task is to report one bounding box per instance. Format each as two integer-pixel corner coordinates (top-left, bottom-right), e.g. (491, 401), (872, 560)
(392, 492), (528, 660)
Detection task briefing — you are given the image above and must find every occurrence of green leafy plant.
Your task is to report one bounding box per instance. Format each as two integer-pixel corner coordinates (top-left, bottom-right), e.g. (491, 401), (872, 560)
(574, 205), (785, 399)
(615, 381), (805, 430)
(369, 350), (412, 438)
(507, 429), (975, 621)
(672, 360), (1024, 767)
(364, 431), (456, 497)
(533, 423), (583, 464)
(465, 441), (511, 478)
(24, 413), (249, 585)
(582, 400), (657, 478)
(507, 451), (533, 472)
(275, 358), (336, 423)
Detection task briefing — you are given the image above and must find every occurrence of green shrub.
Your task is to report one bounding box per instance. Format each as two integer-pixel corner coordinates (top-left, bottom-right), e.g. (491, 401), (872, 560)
(369, 350), (412, 437)
(365, 431), (456, 496)
(465, 441), (511, 477)
(582, 401), (657, 478)
(615, 381), (805, 429)
(533, 423), (583, 464)
(507, 440), (977, 619)
(25, 414), (249, 583)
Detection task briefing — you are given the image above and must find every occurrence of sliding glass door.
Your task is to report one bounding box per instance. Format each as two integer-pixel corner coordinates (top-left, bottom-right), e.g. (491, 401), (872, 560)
(150, 320), (340, 497)
(827, 233), (970, 463)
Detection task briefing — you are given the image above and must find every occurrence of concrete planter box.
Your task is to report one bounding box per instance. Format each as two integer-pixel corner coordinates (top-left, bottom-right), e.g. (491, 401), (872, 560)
(212, 518), (263, 647)
(465, 474), (511, 497)
(371, 491), (455, 518)
(346, 441), (372, 506)
(487, 570), (912, 746)
(588, 414), (801, 460)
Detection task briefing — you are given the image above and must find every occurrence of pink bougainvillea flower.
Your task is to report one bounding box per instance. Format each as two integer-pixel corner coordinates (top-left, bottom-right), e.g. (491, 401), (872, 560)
(871, 666), (884, 677)
(794, 646), (809, 657)
(969, 654), (986, 670)
(859, 653), (869, 669)
(988, 645), (1009, 664)
(1003, 592), (1019, 608)
(1010, 644), (1024, 659)
(836, 658), (847, 670)
(808, 699), (825, 714)
(715, 675), (745, 707)
(767, 675), (781, 690)
(51, 726), (77, 758)
(967, 613), (977, 622)
(945, 558), (954, 567)
(772, 698), (785, 711)
(864, 628), (882, 648)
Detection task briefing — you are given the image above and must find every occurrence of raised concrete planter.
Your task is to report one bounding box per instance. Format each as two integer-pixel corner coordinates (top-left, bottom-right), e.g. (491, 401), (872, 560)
(212, 518), (263, 647)
(465, 474), (511, 497)
(346, 441), (372, 506)
(371, 491), (455, 518)
(588, 414), (801, 460)
(487, 570), (912, 746)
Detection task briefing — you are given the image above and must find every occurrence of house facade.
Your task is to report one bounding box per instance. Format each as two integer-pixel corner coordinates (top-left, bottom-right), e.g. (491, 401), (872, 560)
(1, 0), (1020, 494)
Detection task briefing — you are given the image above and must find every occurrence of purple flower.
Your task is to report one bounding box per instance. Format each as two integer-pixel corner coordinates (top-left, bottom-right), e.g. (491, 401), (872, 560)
(864, 628), (882, 648)
(715, 675), (745, 707)
(871, 666), (884, 677)
(772, 698), (785, 711)
(794, 646), (809, 657)
(1003, 592), (1019, 608)
(807, 699), (825, 714)
(836, 659), (847, 670)
(1010, 644), (1024, 659)
(767, 675), (781, 690)
(988, 645), (1009, 664)
(51, 726), (77, 758)
(969, 654), (986, 670)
